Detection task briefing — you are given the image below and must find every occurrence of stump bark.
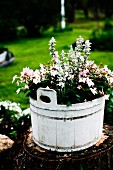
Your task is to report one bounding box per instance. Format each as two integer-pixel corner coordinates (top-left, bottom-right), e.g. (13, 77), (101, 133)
(21, 124), (113, 170)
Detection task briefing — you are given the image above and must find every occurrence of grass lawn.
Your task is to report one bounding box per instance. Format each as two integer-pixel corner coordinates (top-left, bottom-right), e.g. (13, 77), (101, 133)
(0, 22), (113, 110)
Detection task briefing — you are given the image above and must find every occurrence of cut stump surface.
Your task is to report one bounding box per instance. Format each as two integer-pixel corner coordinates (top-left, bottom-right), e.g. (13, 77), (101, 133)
(0, 124), (113, 170)
(23, 124), (113, 170)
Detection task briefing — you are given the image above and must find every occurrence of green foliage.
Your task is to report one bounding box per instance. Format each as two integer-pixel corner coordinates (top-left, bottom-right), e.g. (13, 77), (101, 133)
(0, 100), (31, 139)
(53, 26), (73, 33)
(103, 19), (113, 31)
(104, 89), (113, 125)
(17, 26), (27, 39)
(80, 164), (84, 170)
(90, 19), (113, 51)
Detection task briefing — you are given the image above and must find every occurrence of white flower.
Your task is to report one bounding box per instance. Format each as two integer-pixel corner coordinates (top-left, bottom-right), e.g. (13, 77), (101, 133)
(84, 40), (91, 48)
(75, 51), (81, 57)
(50, 69), (58, 77)
(79, 77), (87, 83)
(83, 40), (91, 55)
(79, 55), (84, 62)
(67, 74), (74, 80)
(46, 86), (50, 89)
(34, 69), (40, 76)
(77, 85), (82, 89)
(90, 88), (97, 95)
(49, 37), (56, 44)
(0, 100), (22, 113)
(109, 77), (113, 84)
(61, 50), (66, 58)
(16, 80), (20, 86)
(33, 78), (39, 84)
(101, 65), (111, 74)
(86, 78), (94, 87)
(25, 84), (29, 89)
(76, 36), (84, 44)
(16, 88), (21, 94)
(12, 75), (17, 83)
(105, 95), (109, 100)
(40, 64), (44, 70)
(64, 71), (68, 77)
(33, 70), (41, 82)
(58, 81), (65, 88)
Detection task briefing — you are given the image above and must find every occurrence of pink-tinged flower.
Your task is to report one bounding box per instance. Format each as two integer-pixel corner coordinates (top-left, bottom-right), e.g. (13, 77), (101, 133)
(21, 67), (34, 77)
(95, 69), (101, 75)
(80, 69), (89, 77)
(77, 85), (82, 89)
(34, 69), (40, 76)
(33, 70), (42, 82)
(52, 57), (58, 63)
(92, 63), (98, 69)
(52, 51), (59, 63)
(99, 89), (104, 96)
(98, 74), (102, 78)
(101, 65), (111, 74)
(86, 60), (94, 66)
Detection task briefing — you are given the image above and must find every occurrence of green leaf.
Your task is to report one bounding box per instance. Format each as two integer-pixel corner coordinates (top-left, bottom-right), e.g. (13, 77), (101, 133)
(66, 101), (72, 106)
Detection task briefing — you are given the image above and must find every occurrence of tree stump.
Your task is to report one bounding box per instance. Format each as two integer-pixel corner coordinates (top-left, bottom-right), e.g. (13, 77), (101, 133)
(21, 124), (113, 170)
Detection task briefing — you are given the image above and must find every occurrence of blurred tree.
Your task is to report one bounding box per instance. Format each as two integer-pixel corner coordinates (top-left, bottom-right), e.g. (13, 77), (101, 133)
(100, 0), (113, 18)
(0, 0), (60, 40)
(0, 0), (19, 41)
(0, 0), (113, 41)
(88, 0), (100, 20)
(88, 0), (113, 19)
(17, 0), (60, 37)
(65, 0), (76, 23)
(76, 0), (89, 19)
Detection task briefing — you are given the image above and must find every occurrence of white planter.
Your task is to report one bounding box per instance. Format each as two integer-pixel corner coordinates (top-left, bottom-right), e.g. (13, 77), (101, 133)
(30, 88), (106, 152)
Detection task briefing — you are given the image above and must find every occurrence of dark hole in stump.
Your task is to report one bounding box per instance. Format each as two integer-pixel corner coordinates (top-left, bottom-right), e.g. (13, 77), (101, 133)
(40, 95), (51, 103)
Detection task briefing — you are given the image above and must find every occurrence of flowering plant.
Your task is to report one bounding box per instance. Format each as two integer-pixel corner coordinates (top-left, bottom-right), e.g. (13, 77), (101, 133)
(0, 100), (30, 138)
(13, 36), (113, 105)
